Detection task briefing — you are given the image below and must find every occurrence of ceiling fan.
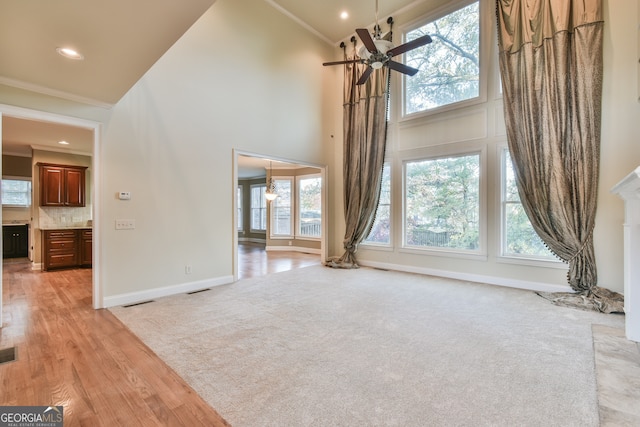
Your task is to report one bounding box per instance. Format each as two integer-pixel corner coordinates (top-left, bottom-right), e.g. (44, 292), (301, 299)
(323, 0), (432, 85)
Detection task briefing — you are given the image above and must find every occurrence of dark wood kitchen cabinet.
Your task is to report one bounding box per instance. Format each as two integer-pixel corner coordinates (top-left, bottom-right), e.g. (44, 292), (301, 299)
(42, 228), (93, 270)
(42, 229), (78, 270)
(3, 225), (29, 258)
(38, 163), (87, 207)
(80, 229), (92, 267)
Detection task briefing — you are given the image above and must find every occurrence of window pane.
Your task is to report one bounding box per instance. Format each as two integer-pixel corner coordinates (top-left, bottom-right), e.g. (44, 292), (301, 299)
(405, 1), (480, 114)
(250, 185), (266, 231)
(237, 186), (243, 231)
(272, 179), (292, 236)
(365, 164), (391, 245)
(504, 203), (554, 257)
(298, 176), (321, 238)
(502, 151), (555, 259)
(1, 179), (32, 206)
(504, 152), (520, 202)
(405, 154), (479, 250)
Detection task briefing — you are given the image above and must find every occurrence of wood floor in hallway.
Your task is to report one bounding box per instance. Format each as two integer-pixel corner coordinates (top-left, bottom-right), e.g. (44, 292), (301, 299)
(237, 241), (320, 279)
(0, 246), (316, 426)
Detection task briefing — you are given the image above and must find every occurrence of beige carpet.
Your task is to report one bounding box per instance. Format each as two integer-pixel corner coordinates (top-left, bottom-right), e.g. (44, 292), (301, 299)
(110, 266), (624, 426)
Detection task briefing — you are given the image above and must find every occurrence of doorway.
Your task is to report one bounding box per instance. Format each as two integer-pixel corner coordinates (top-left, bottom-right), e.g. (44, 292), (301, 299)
(234, 151), (327, 281)
(0, 105), (101, 325)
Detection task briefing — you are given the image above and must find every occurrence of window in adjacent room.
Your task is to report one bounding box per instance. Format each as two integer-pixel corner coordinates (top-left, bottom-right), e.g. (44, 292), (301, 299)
(364, 163), (391, 245)
(250, 184), (267, 232)
(237, 185), (243, 231)
(403, 0), (480, 115)
(501, 149), (557, 261)
(297, 175), (322, 238)
(1, 178), (32, 207)
(271, 178), (293, 237)
(404, 153), (480, 252)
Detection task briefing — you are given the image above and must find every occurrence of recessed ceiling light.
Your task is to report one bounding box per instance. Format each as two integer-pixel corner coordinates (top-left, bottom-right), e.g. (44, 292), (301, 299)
(58, 140), (70, 145)
(56, 47), (84, 60)
(340, 11), (349, 20)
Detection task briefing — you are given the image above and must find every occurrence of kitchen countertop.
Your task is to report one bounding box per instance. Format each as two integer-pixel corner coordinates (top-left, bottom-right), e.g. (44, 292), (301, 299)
(2, 221), (30, 226)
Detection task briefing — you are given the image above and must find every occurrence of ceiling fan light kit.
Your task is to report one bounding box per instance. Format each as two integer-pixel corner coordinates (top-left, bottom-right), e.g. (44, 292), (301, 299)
(322, 0), (432, 85)
(323, 28), (432, 85)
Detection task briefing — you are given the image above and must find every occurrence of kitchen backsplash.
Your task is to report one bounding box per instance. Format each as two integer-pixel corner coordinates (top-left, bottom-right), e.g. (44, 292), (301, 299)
(39, 206), (92, 228)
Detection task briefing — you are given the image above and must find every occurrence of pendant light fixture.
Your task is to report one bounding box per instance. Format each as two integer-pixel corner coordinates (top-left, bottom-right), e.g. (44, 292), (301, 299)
(265, 161), (278, 201)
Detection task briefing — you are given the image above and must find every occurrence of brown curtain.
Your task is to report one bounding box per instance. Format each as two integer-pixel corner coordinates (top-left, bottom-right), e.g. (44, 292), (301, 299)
(326, 57), (390, 268)
(497, 0), (622, 312)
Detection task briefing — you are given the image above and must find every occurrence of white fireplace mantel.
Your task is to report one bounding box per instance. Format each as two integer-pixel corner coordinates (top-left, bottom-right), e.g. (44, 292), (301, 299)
(611, 166), (640, 342)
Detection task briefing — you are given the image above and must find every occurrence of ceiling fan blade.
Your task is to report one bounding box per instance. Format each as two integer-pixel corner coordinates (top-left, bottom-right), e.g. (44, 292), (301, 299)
(387, 60), (419, 76)
(323, 59), (362, 66)
(356, 67), (374, 85)
(356, 28), (378, 53)
(387, 34), (433, 57)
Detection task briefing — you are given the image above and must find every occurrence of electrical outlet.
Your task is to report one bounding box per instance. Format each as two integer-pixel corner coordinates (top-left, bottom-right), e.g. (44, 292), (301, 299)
(185, 265), (192, 274)
(115, 219), (136, 230)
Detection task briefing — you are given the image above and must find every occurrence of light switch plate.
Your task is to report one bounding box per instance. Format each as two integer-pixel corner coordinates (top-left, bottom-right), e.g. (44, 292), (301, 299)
(115, 219), (135, 230)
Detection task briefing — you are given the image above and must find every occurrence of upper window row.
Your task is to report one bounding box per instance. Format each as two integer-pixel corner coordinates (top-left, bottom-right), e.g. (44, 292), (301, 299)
(403, 0), (480, 116)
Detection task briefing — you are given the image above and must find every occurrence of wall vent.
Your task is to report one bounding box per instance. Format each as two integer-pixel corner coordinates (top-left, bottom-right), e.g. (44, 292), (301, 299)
(0, 347), (16, 365)
(187, 288), (211, 295)
(122, 300), (154, 308)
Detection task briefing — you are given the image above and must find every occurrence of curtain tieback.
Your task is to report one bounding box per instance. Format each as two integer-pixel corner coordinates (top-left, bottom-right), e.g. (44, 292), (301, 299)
(344, 242), (358, 253)
(568, 227), (595, 262)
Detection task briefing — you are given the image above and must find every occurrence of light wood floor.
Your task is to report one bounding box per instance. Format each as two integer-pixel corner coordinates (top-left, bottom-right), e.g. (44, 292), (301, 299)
(237, 241), (320, 279)
(0, 246), (318, 426)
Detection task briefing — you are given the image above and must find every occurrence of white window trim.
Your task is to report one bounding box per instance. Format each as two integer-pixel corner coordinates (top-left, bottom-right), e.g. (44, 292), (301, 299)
(270, 176), (294, 239)
(401, 146), (487, 257)
(397, 0), (489, 121)
(361, 162), (392, 248)
(1, 176), (32, 208)
(296, 173), (322, 240)
(250, 183), (267, 233)
(496, 144), (564, 267)
(237, 185), (244, 232)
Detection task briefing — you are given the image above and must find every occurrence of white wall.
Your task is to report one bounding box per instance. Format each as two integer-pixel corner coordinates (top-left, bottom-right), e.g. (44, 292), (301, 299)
(330, 0), (640, 294)
(100, 0), (335, 300)
(0, 0), (636, 306)
(595, 0), (640, 293)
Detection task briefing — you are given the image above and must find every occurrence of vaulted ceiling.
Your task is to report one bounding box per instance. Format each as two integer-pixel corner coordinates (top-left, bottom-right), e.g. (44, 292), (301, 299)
(0, 0), (422, 160)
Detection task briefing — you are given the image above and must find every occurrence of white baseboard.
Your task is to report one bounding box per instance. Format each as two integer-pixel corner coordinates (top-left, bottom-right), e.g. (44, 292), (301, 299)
(103, 275), (234, 308)
(357, 260), (573, 294)
(266, 245), (321, 255)
(31, 262), (43, 271)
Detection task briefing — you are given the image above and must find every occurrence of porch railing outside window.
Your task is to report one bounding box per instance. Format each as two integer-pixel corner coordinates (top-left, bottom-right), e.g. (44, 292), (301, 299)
(404, 153), (480, 251)
(298, 176), (321, 238)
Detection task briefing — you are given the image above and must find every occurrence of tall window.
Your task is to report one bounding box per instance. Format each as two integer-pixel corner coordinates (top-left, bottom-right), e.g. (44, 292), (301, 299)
(404, 154), (480, 251)
(501, 149), (556, 260)
(298, 175), (321, 238)
(250, 184), (267, 231)
(237, 185), (243, 231)
(404, 1), (480, 115)
(364, 163), (391, 245)
(1, 178), (32, 207)
(271, 178), (293, 237)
